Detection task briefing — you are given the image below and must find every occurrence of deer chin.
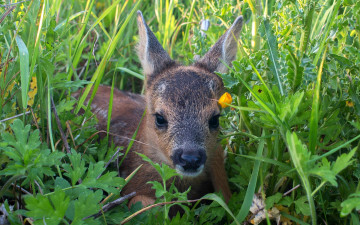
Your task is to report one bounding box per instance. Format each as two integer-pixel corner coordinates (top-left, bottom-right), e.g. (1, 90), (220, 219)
(175, 164), (204, 177)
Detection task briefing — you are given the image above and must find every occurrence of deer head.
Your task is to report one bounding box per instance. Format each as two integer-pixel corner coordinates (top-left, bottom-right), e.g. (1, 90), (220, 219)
(136, 11), (243, 177)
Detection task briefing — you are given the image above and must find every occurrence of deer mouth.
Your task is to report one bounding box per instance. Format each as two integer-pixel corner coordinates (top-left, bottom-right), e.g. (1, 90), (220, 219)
(175, 164), (204, 177)
(171, 149), (207, 177)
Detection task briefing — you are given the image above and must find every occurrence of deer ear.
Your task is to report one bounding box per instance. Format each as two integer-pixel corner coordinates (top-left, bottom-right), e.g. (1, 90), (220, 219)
(195, 16), (243, 73)
(137, 11), (175, 78)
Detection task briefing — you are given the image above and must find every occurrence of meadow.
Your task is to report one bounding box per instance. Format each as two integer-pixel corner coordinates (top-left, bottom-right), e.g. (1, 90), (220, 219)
(0, 0), (360, 224)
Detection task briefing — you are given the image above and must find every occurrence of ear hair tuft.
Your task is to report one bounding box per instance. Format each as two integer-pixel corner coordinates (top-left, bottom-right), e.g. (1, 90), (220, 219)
(195, 16), (243, 74)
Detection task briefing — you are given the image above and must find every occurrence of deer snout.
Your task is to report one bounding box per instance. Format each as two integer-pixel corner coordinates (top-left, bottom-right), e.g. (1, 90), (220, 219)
(171, 148), (207, 177)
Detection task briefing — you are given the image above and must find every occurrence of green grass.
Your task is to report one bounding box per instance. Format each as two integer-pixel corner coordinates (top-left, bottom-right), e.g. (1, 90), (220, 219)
(1, 0), (360, 224)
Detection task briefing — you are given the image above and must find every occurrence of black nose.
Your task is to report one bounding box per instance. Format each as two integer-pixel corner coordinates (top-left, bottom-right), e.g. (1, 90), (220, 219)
(172, 149), (207, 171)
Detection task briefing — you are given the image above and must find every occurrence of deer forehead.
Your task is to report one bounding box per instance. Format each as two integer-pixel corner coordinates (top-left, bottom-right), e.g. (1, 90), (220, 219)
(145, 66), (224, 119)
(149, 66), (223, 100)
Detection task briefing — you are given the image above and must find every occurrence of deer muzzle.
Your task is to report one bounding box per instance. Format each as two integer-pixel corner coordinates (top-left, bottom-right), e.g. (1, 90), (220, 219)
(171, 147), (207, 177)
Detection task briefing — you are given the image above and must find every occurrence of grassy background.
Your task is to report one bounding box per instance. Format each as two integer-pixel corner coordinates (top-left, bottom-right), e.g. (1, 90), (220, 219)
(1, 0), (360, 224)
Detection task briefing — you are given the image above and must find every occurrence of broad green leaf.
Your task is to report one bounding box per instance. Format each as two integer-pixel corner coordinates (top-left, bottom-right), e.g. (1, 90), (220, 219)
(309, 47), (327, 154)
(261, 18), (284, 95)
(25, 190), (69, 225)
(294, 196), (311, 216)
(63, 150), (87, 186)
(15, 35), (30, 111)
(72, 189), (103, 223)
(308, 158), (337, 186)
(332, 148), (357, 174)
(286, 131), (316, 224)
(286, 47), (304, 92)
(148, 181), (167, 198)
(278, 196), (293, 207)
(220, 73), (240, 92)
(340, 192), (360, 217)
(299, 1), (315, 57)
(265, 192), (282, 209)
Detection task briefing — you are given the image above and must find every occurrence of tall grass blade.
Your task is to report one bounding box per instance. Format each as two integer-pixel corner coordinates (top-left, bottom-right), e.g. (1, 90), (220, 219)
(235, 131), (265, 223)
(30, 0), (45, 78)
(106, 75), (115, 140)
(46, 67), (62, 177)
(313, 0), (341, 66)
(79, 0), (128, 52)
(309, 47), (327, 154)
(262, 18), (284, 95)
(54, 11), (86, 31)
(75, 0), (141, 114)
(245, 0), (260, 51)
(15, 35), (30, 111)
(309, 0), (333, 41)
(67, 0), (95, 81)
(116, 67), (144, 80)
(309, 134), (360, 164)
(0, 175), (25, 199)
(181, 0), (196, 50)
(286, 131), (316, 225)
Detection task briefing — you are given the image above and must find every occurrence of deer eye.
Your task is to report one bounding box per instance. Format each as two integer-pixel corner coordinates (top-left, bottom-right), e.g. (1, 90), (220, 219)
(155, 113), (167, 128)
(209, 115), (220, 129)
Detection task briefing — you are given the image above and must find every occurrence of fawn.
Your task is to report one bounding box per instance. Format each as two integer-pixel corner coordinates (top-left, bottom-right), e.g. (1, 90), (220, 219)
(87, 11), (243, 208)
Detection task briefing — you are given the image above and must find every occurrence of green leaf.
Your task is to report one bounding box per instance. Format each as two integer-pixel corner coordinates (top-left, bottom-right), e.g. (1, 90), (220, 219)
(15, 35), (30, 110)
(265, 193), (282, 209)
(330, 54), (352, 68)
(138, 153), (178, 182)
(286, 47), (304, 92)
(72, 189), (103, 223)
(299, 1), (315, 57)
(56, 99), (77, 114)
(220, 72), (240, 91)
(309, 47), (327, 154)
(81, 162), (125, 193)
(45, 19), (56, 50)
(25, 190), (70, 224)
(286, 131), (316, 223)
(308, 158), (337, 186)
(278, 196), (293, 207)
(202, 193), (239, 225)
(294, 196), (311, 216)
(332, 148), (357, 175)
(0, 119), (63, 185)
(261, 18), (284, 95)
(63, 150), (87, 186)
(286, 131), (311, 172)
(340, 192), (360, 217)
(148, 181), (166, 198)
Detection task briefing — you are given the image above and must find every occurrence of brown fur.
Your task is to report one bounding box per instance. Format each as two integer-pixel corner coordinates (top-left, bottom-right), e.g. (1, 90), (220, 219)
(86, 11), (243, 209)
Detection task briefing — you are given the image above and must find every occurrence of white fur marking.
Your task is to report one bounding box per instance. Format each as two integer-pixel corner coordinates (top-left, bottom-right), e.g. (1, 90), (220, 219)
(175, 164), (204, 177)
(208, 79), (215, 92)
(157, 82), (167, 94)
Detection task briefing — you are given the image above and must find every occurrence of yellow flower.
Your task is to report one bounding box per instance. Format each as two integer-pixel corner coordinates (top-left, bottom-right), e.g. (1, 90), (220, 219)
(28, 77), (38, 107)
(346, 101), (354, 107)
(350, 30), (357, 37)
(218, 92), (232, 108)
